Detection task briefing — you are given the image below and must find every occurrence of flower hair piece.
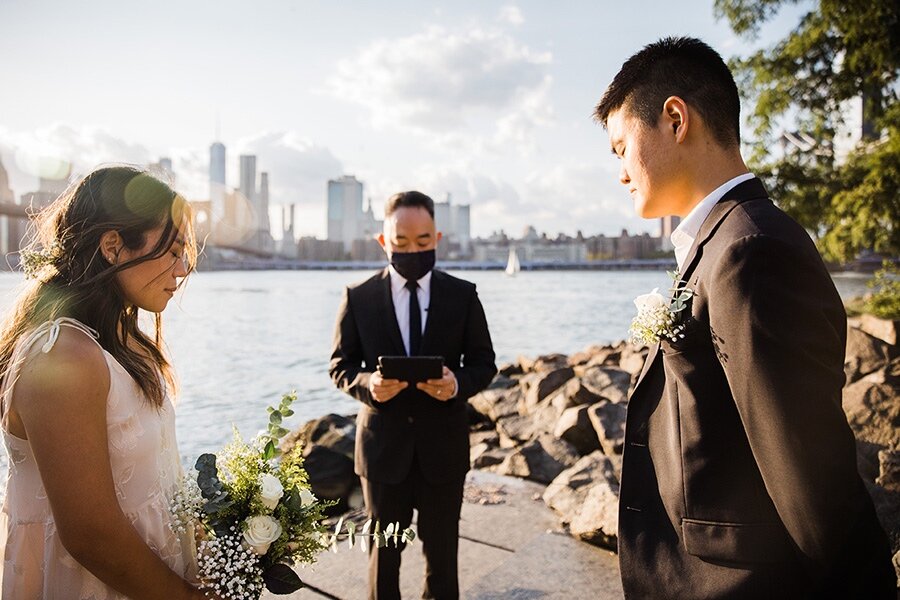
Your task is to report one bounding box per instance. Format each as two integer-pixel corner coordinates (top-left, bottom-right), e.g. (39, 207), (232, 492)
(20, 240), (63, 280)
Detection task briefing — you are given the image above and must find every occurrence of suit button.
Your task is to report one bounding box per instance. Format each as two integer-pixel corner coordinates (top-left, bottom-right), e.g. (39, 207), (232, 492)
(407, 416), (414, 424)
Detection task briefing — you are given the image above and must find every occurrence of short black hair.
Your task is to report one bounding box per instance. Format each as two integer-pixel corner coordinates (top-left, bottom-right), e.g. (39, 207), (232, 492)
(594, 36), (741, 148)
(385, 191), (435, 219)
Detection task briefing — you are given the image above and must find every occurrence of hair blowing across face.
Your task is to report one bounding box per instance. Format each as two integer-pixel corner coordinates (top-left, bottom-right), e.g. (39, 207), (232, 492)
(594, 36), (742, 148)
(0, 165), (197, 407)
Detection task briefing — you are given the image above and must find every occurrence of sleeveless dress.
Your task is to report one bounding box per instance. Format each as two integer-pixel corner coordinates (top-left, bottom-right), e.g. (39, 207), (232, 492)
(0, 318), (197, 599)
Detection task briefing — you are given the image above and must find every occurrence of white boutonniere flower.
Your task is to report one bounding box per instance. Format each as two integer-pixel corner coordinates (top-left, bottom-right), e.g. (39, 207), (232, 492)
(258, 473), (284, 510)
(629, 270), (694, 345)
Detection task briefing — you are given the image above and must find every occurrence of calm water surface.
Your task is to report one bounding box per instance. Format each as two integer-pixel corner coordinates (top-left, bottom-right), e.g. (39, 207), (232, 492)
(0, 269), (870, 461)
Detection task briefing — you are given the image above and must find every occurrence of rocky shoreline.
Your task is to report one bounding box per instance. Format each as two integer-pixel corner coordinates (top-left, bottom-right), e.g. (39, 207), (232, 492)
(282, 314), (900, 581)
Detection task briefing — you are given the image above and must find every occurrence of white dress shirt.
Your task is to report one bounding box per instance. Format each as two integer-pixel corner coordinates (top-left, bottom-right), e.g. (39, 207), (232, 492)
(671, 172), (756, 271)
(388, 265), (431, 356)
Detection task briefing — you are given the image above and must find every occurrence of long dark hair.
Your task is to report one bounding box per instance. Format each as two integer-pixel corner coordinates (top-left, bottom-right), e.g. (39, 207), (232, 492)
(0, 165), (198, 407)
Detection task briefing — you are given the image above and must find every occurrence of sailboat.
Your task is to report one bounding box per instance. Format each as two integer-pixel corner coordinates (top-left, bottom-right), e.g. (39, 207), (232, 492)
(505, 247), (521, 276)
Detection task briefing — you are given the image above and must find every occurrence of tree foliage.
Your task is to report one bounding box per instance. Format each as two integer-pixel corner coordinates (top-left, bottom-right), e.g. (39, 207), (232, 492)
(715, 0), (900, 262)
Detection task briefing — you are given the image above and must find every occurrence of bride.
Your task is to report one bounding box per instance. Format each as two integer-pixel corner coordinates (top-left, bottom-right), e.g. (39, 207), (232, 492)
(0, 166), (210, 599)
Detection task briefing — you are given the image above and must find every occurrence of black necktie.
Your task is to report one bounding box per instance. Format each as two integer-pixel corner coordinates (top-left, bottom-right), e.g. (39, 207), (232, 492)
(406, 279), (421, 356)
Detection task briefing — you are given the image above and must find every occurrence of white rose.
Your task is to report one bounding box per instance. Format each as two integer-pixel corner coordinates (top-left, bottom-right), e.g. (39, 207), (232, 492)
(259, 473), (284, 510)
(634, 288), (666, 312)
(299, 488), (316, 507)
(243, 515), (283, 555)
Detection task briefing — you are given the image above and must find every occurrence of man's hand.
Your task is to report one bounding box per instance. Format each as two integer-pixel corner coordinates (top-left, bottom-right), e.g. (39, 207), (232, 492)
(417, 366), (458, 402)
(369, 371), (408, 403)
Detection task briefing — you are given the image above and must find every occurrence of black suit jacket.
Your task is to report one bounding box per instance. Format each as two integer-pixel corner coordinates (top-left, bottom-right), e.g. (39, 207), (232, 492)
(329, 268), (496, 485)
(619, 178), (896, 599)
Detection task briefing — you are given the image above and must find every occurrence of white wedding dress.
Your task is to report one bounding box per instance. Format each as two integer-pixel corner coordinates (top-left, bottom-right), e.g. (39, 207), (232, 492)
(0, 318), (197, 599)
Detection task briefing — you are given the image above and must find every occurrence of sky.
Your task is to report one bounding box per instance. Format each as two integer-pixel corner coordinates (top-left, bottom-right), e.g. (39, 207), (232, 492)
(0, 0), (806, 239)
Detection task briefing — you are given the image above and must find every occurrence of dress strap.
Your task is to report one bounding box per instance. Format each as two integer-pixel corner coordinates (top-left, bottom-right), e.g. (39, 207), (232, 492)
(1, 318), (103, 425)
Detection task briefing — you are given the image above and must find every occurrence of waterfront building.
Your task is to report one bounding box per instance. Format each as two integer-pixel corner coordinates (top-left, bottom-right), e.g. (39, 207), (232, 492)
(0, 157), (13, 255)
(209, 142), (226, 228)
(326, 176), (381, 253)
(278, 204), (298, 258)
(660, 215), (681, 251)
(297, 237), (345, 261)
(472, 226), (587, 263)
(434, 194), (472, 259)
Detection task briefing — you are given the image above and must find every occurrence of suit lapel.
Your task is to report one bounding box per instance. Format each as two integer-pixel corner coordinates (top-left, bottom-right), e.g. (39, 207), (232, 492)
(629, 177), (769, 400)
(377, 268), (406, 355)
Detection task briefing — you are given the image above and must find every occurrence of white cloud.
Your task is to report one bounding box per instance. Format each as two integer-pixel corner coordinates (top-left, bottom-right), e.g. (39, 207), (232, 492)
(328, 25), (553, 155)
(498, 5), (525, 27)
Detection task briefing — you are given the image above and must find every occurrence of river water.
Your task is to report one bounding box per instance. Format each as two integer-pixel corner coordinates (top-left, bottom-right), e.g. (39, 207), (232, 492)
(0, 269), (870, 461)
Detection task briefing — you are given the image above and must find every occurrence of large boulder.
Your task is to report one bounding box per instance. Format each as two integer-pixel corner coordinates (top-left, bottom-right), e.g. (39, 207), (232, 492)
(470, 387), (521, 423)
(554, 405), (601, 456)
(619, 345), (648, 379)
(281, 414), (357, 505)
(843, 370), (900, 472)
(543, 451), (617, 519)
(845, 326), (890, 384)
(471, 444), (512, 469)
(858, 314), (900, 346)
(496, 434), (579, 484)
(533, 353), (570, 372)
(521, 367), (575, 415)
(496, 414), (536, 448)
(578, 366), (632, 405)
(569, 479), (620, 550)
(587, 401), (628, 456)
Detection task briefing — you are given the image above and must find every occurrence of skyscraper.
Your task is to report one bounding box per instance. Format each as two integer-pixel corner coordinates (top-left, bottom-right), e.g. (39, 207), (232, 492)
(239, 155), (257, 206)
(327, 175), (364, 253)
(209, 142), (226, 227)
(660, 215), (681, 251)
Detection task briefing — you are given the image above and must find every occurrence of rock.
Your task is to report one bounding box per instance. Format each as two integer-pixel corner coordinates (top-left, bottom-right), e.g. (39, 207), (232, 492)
(543, 451), (617, 519)
(498, 362), (524, 378)
(280, 414), (358, 504)
(470, 429), (500, 448)
(554, 405), (601, 456)
(579, 366), (632, 405)
(845, 326), (890, 384)
(619, 345), (648, 378)
(569, 479), (620, 550)
(470, 387), (521, 423)
(523, 367), (575, 414)
(893, 551), (900, 588)
(877, 449), (900, 493)
(859, 313), (900, 346)
(586, 349), (623, 369)
(303, 444), (356, 501)
(842, 371), (900, 468)
(497, 414), (537, 448)
(487, 375), (520, 390)
(517, 355), (536, 373)
(472, 446), (513, 469)
(496, 434), (579, 484)
(533, 353), (570, 372)
(568, 345), (614, 368)
(566, 376), (607, 406)
(588, 401), (627, 456)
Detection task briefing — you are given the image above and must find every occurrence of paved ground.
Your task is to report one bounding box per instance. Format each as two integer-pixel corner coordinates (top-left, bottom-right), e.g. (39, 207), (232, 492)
(264, 471), (623, 600)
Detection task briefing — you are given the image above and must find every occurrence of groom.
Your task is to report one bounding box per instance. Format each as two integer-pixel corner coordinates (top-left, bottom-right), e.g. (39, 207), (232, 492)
(594, 37), (896, 598)
(330, 191), (496, 600)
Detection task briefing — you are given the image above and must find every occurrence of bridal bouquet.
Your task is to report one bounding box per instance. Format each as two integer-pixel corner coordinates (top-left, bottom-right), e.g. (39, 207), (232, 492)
(171, 393), (415, 598)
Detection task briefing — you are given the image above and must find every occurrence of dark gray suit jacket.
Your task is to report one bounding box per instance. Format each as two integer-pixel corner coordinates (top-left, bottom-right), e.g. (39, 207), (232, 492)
(619, 178), (895, 599)
(329, 268), (496, 485)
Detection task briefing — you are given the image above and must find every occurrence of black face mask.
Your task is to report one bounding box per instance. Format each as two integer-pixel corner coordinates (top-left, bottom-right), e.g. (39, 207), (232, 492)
(391, 249), (436, 282)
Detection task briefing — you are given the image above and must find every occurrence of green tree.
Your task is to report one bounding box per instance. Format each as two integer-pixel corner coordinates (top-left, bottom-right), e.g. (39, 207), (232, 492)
(715, 0), (900, 262)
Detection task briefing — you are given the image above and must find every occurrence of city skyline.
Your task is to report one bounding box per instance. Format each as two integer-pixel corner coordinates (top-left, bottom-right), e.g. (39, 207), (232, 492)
(0, 1), (805, 239)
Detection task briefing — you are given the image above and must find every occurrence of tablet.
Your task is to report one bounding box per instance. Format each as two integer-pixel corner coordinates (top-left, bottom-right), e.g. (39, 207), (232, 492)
(378, 356), (444, 383)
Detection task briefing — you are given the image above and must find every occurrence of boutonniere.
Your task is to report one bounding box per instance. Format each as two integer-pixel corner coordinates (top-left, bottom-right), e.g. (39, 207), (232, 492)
(629, 270), (694, 345)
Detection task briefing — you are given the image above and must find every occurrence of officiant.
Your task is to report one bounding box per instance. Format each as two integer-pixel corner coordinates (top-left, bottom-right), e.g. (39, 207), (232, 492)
(329, 190), (497, 600)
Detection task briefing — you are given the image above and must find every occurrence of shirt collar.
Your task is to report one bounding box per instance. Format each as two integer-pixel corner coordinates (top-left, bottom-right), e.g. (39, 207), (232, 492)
(388, 264), (432, 293)
(671, 172), (755, 270)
